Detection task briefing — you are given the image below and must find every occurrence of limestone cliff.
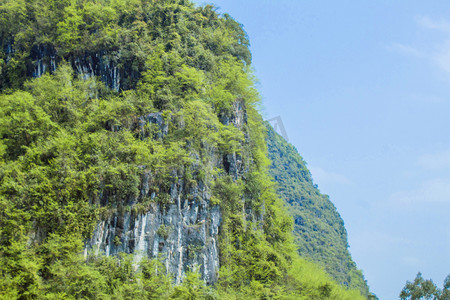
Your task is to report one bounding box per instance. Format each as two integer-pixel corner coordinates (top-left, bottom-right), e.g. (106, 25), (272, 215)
(85, 103), (247, 284)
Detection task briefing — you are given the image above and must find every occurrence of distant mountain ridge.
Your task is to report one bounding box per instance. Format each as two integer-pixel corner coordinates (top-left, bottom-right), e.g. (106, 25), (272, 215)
(266, 123), (370, 296)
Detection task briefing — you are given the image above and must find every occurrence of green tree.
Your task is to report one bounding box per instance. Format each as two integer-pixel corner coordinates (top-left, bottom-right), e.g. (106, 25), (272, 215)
(399, 272), (450, 300)
(172, 266), (214, 300)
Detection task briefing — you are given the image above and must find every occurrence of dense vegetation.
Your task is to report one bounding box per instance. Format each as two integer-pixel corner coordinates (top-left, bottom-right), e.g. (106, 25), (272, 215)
(1, 0), (368, 298)
(400, 273), (450, 300)
(265, 124), (370, 296)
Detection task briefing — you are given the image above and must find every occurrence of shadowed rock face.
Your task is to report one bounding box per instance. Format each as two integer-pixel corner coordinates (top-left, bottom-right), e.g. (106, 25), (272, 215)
(25, 44), (132, 92)
(138, 113), (169, 139)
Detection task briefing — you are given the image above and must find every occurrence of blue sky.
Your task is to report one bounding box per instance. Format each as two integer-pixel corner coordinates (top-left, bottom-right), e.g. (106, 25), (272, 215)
(193, 1), (450, 299)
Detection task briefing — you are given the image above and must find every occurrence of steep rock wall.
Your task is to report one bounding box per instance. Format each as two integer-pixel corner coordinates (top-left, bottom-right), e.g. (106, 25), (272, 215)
(1, 42), (125, 91)
(29, 45), (122, 91)
(86, 182), (222, 284)
(20, 43), (249, 284)
(85, 102), (247, 284)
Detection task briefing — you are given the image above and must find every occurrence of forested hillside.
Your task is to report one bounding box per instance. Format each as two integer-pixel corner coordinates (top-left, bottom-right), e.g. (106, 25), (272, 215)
(266, 124), (370, 296)
(1, 0), (368, 298)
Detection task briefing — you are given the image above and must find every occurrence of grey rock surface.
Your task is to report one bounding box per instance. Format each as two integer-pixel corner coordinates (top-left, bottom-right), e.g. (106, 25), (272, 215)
(86, 100), (247, 285)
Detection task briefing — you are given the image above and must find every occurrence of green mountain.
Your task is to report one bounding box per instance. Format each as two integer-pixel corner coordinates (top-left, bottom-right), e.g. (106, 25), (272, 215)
(0, 0), (369, 298)
(266, 124), (370, 296)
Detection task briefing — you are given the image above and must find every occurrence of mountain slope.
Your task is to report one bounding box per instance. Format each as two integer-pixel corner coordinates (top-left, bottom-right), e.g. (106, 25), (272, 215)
(266, 123), (370, 295)
(0, 0), (368, 298)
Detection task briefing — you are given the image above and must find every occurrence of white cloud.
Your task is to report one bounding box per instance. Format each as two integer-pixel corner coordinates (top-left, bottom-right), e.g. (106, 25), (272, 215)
(416, 15), (450, 32)
(418, 150), (450, 169)
(434, 39), (450, 76)
(388, 16), (450, 79)
(309, 166), (351, 185)
(414, 16), (450, 77)
(387, 43), (423, 57)
(390, 178), (450, 205)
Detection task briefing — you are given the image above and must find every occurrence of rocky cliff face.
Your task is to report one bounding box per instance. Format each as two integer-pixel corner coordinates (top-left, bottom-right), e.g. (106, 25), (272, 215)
(86, 185), (222, 284)
(29, 45), (123, 91)
(81, 102), (246, 284)
(19, 43), (248, 284)
(2, 42), (125, 91)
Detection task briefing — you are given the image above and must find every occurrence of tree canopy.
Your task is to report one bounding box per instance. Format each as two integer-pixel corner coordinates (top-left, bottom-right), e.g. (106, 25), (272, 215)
(400, 273), (450, 300)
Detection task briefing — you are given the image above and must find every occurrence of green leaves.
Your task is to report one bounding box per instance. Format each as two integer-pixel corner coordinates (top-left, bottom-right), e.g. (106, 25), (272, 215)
(1, 0), (254, 92)
(173, 266), (215, 299)
(0, 90), (56, 159)
(400, 272), (450, 300)
(0, 196), (41, 299)
(56, 4), (84, 54)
